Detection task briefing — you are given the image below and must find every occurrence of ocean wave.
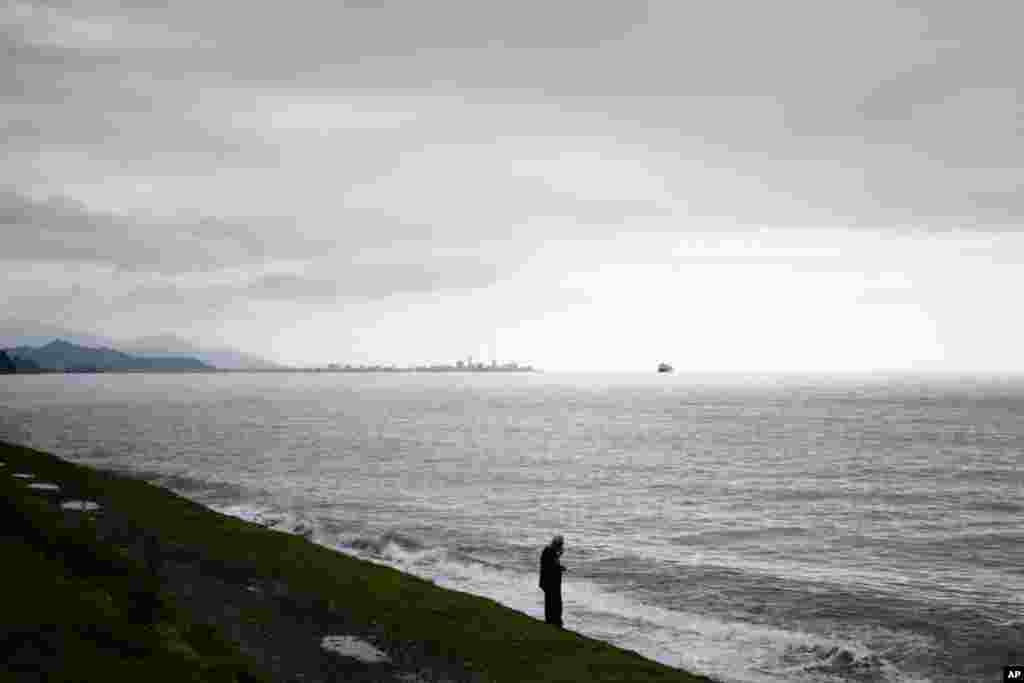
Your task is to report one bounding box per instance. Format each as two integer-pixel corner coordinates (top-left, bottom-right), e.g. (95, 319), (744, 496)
(212, 503), (322, 541)
(138, 471), (252, 501)
(339, 529), (511, 579)
(789, 644), (898, 683)
(669, 526), (809, 546)
(210, 507), (934, 683)
(346, 529), (425, 556)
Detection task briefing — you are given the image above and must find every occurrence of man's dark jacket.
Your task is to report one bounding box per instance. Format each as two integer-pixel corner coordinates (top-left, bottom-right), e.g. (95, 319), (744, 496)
(539, 545), (564, 591)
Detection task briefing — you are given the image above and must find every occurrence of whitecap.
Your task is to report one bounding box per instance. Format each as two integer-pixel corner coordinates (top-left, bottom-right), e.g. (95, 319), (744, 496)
(212, 503), (320, 541)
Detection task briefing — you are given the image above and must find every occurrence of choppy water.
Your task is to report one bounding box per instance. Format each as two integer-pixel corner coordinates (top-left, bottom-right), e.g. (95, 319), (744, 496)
(1, 372), (1021, 682)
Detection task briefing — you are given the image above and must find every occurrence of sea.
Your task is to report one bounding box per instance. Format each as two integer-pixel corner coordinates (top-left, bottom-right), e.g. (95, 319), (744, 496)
(1, 371), (1020, 682)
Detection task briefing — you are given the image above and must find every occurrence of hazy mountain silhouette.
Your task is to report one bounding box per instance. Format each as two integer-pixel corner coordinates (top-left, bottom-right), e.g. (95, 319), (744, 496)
(8, 339), (213, 372)
(122, 334), (283, 370)
(0, 321), (281, 370)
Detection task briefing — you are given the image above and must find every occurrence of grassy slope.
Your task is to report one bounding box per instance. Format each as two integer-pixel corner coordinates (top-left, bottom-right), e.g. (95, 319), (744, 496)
(1, 440), (715, 683)
(1, 443), (267, 683)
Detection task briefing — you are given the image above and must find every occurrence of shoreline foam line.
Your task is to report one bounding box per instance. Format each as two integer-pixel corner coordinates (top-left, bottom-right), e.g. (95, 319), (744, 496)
(0, 439), (717, 683)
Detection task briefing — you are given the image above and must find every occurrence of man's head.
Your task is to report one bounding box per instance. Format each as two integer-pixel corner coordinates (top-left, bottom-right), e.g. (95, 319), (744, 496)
(551, 535), (564, 554)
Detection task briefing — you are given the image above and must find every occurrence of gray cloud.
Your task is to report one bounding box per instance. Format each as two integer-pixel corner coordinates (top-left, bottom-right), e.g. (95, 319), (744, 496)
(6, 0), (1022, 233)
(0, 184), (512, 331)
(244, 262), (500, 302)
(15, 259), (504, 331)
(0, 189), (296, 272)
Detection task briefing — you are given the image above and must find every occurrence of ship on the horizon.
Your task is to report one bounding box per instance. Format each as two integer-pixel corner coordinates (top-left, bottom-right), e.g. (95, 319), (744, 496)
(657, 362), (674, 373)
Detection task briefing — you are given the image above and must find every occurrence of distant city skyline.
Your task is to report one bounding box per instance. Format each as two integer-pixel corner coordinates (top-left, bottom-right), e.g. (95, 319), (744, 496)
(4, 2), (1023, 372)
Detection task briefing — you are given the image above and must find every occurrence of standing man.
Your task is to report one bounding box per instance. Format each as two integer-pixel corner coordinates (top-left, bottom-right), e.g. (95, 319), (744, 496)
(539, 535), (566, 627)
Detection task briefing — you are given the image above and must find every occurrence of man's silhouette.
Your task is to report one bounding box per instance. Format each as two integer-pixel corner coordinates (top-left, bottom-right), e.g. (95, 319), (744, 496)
(539, 535), (566, 627)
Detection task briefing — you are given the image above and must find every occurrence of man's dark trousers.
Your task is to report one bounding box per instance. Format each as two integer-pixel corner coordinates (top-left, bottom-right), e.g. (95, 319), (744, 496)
(544, 588), (563, 627)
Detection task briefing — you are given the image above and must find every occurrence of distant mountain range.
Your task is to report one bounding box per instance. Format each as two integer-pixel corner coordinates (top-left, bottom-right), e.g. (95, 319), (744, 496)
(120, 334), (282, 370)
(0, 321), (282, 370)
(3, 339), (214, 373)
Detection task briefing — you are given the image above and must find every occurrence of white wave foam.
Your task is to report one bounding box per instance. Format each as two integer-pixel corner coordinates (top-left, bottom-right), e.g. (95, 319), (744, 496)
(212, 510), (934, 683)
(211, 503), (320, 541)
(551, 580), (919, 683)
(339, 531), (934, 683)
(212, 503), (278, 525)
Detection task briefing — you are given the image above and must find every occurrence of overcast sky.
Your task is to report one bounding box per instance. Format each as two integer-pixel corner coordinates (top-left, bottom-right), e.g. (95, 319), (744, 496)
(3, 1), (1022, 371)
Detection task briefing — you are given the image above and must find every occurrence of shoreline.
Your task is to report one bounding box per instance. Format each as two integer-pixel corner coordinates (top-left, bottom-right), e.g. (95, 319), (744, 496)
(0, 368), (540, 375)
(1, 439), (715, 682)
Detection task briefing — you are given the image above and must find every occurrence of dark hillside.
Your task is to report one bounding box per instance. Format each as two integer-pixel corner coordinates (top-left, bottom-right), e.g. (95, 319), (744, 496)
(9, 339), (213, 372)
